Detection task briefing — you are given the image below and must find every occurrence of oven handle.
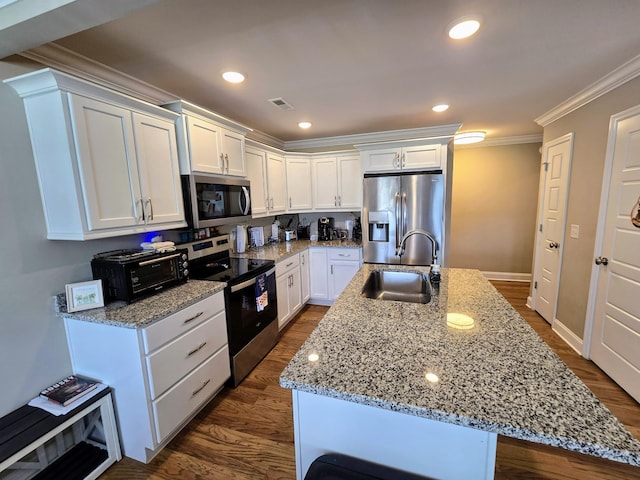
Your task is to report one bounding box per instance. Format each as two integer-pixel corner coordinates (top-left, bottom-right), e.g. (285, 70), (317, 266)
(138, 252), (181, 266)
(230, 267), (276, 293)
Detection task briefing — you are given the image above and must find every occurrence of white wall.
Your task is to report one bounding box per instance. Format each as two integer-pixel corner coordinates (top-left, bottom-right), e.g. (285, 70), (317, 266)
(0, 58), (144, 415)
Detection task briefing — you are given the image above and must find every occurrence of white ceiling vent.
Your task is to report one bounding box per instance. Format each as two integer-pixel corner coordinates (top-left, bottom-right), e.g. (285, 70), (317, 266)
(269, 97), (295, 111)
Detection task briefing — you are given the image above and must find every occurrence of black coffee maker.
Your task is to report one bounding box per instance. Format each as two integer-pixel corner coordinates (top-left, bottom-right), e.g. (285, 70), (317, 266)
(318, 217), (334, 241)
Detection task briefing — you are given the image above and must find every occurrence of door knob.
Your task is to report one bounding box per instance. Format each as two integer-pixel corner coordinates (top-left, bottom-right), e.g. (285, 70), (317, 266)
(595, 256), (609, 266)
(549, 242), (559, 249)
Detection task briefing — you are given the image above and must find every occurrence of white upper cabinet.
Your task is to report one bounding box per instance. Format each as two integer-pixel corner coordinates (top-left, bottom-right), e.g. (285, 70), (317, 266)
(5, 68), (186, 240)
(360, 142), (445, 173)
(285, 154), (313, 211)
(312, 153), (361, 211)
(163, 100), (251, 177)
(245, 144), (287, 218)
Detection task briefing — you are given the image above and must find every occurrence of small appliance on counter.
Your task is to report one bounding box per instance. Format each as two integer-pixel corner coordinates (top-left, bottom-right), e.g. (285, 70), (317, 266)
(297, 224), (310, 239)
(318, 216), (335, 241)
(284, 230), (297, 242)
(249, 226), (265, 247)
(236, 225), (248, 253)
(91, 248), (189, 303)
(353, 216), (362, 241)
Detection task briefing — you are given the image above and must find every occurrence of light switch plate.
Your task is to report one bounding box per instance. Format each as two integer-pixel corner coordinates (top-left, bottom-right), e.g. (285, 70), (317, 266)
(570, 224), (580, 239)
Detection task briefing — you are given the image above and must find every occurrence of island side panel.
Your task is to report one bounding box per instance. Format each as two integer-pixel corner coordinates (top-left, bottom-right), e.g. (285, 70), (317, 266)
(292, 390), (497, 480)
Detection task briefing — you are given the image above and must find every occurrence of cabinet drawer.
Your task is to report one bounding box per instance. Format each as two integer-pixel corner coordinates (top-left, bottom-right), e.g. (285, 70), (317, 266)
(276, 254), (300, 276)
(145, 310), (227, 399)
(152, 345), (230, 443)
(142, 292), (225, 354)
(327, 248), (361, 262)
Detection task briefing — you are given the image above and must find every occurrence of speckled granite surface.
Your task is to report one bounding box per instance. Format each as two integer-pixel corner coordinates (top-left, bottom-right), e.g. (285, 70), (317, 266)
(233, 239), (361, 261)
(56, 280), (225, 328)
(280, 265), (640, 466)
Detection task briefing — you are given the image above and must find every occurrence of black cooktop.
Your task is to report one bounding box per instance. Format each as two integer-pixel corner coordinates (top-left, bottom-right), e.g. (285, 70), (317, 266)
(191, 256), (274, 285)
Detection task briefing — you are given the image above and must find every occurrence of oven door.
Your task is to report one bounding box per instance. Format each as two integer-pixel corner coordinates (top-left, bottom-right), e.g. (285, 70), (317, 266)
(225, 267), (277, 355)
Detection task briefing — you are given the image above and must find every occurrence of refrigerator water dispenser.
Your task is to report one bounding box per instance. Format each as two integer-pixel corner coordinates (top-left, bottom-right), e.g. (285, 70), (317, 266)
(368, 211), (389, 242)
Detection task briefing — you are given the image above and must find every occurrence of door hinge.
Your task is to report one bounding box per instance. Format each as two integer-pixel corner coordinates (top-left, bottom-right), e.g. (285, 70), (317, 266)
(534, 281), (537, 289)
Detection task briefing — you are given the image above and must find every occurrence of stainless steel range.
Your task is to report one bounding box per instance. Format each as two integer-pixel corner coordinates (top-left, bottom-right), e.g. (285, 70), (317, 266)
(181, 235), (278, 386)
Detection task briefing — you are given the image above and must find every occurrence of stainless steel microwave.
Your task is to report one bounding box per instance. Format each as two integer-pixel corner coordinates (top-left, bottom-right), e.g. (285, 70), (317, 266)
(181, 174), (251, 228)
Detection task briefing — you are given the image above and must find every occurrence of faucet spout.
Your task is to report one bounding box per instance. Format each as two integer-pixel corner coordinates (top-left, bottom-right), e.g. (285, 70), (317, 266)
(396, 229), (438, 264)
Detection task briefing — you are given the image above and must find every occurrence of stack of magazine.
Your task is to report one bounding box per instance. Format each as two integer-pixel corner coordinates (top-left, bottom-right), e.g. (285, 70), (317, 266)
(39, 375), (99, 407)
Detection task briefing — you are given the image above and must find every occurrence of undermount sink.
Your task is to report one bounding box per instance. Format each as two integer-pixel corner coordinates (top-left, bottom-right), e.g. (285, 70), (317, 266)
(361, 270), (431, 304)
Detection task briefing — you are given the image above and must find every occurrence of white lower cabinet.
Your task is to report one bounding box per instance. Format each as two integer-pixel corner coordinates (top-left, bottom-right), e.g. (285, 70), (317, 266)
(276, 254), (303, 330)
(309, 247), (362, 305)
(63, 291), (230, 463)
(300, 249), (311, 303)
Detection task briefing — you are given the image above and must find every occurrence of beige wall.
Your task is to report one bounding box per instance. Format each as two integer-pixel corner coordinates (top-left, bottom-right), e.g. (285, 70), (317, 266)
(449, 143), (541, 274)
(542, 75), (640, 339)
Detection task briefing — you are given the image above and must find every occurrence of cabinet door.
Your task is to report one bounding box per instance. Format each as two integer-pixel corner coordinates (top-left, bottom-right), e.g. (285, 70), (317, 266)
(361, 148), (400, 173)
(69, 94), (142, 230)
(329, 261), (360, 300)
(276, 271), (291, 328)
(309, 248), (329, 300)
(289, 266), (303, 318)
(313, 157), (339, 210)
(132, 113), (185, 226)
(186, 115), (223, 174)
(220, 129), (245, 176)
(286, 156), (313, 211)
(337, 155), (361, 209)
(300, 249), (311, 303)
(245, 147), (269, 217)
(267, 152), (287, 214)
(402, 144), (442, 171)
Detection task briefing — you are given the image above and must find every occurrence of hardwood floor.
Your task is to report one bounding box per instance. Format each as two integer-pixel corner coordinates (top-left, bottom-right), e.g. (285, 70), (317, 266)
(101, 283), (640, 479)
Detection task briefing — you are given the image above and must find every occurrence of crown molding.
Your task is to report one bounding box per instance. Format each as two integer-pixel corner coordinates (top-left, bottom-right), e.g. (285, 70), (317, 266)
(455, 134), (542, 149)
(246, 130), (285, 150)
(284, 124), (462, 151)
(535, 53), (640, 127)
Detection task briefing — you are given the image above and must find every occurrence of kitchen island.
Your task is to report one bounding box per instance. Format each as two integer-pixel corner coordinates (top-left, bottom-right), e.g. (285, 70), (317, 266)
(280, 266), (640, 479)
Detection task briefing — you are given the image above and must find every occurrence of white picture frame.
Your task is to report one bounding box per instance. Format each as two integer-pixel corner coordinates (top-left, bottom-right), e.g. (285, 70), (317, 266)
(65, 280), (104, 312)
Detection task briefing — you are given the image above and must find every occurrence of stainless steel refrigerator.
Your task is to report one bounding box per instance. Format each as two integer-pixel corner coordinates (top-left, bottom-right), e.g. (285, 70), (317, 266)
(363, 172), (444, 266)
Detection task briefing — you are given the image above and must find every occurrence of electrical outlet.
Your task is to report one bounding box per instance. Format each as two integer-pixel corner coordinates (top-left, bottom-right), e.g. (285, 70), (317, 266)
(570, 224), (580, 239)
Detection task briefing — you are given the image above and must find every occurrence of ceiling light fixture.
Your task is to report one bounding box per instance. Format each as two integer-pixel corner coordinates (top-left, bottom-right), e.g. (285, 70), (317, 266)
(454, 131), (486, 145)
(298, 121), (312, 129)
(222, 71), (245, 83)
(448, 15), (482, 40)
(432, 104), (449, 113)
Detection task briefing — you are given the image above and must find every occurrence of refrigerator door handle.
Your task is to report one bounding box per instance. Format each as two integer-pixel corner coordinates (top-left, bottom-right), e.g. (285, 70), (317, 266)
(402, 192), (408, 237)
(394, 192), (401, 250)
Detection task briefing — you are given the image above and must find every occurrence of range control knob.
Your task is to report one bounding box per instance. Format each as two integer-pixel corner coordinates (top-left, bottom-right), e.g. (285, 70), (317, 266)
(182, 269), (189, 277)
(182, 261), (189, 268)
(181, 253), (188, 261)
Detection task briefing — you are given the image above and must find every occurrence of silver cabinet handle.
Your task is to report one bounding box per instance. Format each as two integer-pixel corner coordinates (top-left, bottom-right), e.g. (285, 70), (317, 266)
(135, 198), (144, 222)
(183, 312), (203, 324)
(289, 197), (292, 208)
(402, 152), (406, 167)
(225, 153), (229, 173)
(145, 198), (154, 221)
(220, 153), (224, 171)
(265, 197), (269, 211)
(192, 379), (210, 397)
(331, 265), (334, 275)
(301, 255), (305, 265)
(290, 274), (294, 287)
(338, 195), (341, 206)
(270, 198), (274, 209)
(595, 256), (609, 266)
(187, 341), (207, 357)
(334, 195), (337, 207)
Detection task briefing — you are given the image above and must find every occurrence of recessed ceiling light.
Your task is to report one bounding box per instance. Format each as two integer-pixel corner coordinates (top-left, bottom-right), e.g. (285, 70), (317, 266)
(448, 16), (481, 40)
(222, 71), (245, 83)
(454, 131), (486, 145)
(298, 121), (312, 129)
(432, 104), (449, 113)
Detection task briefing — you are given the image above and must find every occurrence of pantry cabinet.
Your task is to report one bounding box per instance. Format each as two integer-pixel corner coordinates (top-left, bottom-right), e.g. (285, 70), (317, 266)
(163, 99), (251, 177)
(63, 291), (230, 463)
(5, 68), (186, 240)
(312, 153), (361, 211)
(245, 143), (287, 218)
(359, 142), (446, 173)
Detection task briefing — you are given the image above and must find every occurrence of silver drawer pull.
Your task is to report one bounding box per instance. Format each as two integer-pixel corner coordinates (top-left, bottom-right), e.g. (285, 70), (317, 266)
(338, 253), (349, 257)
(183, 312), (203, 324)
(192, 379), (210, 396)
(187, 341), (207, 357)
(286, 262), (293, 267)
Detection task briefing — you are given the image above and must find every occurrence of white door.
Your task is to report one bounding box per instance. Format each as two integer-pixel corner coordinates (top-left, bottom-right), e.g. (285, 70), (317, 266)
(186, 115), (222, 174)
(337, 155), (362, 210)
(587, 107), (640, 403)
(220, 128), (245, 176)
(532, 133), (573, 324)
(286, 157), (313, 211)
(267, 152), (287, 214)
(245, 147), (268, 217)
(313, 157), (339, 209)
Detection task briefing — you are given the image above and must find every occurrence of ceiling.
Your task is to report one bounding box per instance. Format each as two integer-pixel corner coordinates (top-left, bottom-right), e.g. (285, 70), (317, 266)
(6, 0), (640, 143)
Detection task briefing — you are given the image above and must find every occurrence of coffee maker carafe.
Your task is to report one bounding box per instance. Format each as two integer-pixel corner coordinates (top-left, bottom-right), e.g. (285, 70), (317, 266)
(318, 216), (334, 241)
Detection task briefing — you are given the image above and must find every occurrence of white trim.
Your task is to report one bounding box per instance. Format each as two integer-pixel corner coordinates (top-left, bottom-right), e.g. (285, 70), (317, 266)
(526, 296), (534, 310)
(455, 134), (542, 149)
(246, 130), (285, 150)
(481, 271), (531, 282)
(582, 102), (640, 359)
(536, 54), (640, 127)
(552, 318), (583, 356)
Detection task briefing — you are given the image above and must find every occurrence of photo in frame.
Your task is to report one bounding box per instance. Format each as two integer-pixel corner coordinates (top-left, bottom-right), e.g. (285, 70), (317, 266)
(65, 279), (104, 312)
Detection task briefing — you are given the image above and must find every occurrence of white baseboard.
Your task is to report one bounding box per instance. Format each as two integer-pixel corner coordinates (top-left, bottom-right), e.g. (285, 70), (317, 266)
(526, 296), (534, 309)
(552, 318), (583, 355)
(481, 271), (532, 282)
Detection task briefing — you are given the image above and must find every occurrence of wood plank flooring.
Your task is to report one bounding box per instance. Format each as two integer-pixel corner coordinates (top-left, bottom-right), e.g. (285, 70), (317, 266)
(101, 282), (640, 479)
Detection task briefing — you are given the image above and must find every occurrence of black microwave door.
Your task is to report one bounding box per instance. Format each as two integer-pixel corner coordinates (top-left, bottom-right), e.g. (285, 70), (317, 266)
(195, 182), (250, 221)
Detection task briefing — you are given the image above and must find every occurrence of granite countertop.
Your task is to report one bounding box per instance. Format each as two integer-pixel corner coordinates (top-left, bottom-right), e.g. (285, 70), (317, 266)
(280, 265), (640, 466)
(56, 280), (226, 328)
(233, 239), (361, 262)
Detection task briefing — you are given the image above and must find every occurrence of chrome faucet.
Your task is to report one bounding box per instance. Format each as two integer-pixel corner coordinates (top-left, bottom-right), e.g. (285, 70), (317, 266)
(396, 229), (438, 264)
